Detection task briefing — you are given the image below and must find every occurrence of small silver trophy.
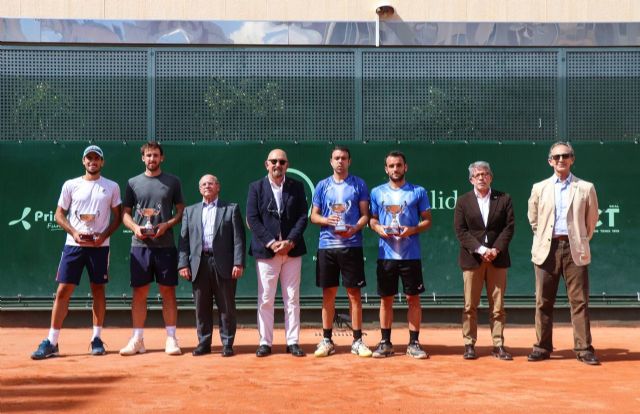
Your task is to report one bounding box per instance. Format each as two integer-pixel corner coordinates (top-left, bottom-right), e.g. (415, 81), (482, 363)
(136, 203), (161, 236)
(75, 211), (100, 241)
(383, 201), (407, 235)
(329, 200), (352, 232)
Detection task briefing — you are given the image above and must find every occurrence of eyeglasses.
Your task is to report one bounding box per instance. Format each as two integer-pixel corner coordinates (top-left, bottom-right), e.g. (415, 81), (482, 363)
(550, 153), (573, 161)
(472, 172), (491, 179)
(268, 159), (288, 166)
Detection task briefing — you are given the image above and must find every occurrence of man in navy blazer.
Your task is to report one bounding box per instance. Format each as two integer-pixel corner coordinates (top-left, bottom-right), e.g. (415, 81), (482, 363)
(454, 161), (515, 361)
(178, 174), (246, 357)
(246, 148), (308, 357)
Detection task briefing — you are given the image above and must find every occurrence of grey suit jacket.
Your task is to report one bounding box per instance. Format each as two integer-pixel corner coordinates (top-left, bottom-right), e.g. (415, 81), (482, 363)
(178, 200), (246, 281)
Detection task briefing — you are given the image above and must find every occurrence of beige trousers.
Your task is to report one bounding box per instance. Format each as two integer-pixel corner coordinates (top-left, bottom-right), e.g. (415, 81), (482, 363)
(462, 262), (507, 347)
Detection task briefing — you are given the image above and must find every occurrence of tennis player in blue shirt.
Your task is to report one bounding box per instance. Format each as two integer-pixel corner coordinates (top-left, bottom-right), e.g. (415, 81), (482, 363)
(369, 151), (432, 359)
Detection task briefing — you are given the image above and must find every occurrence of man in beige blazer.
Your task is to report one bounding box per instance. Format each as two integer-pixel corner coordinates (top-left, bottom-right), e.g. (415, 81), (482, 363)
(527, 141), (600, 365)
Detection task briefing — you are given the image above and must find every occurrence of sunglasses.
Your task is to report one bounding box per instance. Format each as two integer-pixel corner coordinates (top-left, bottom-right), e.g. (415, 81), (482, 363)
(550, 153), (573, 161)
(268, 159), (288, 166)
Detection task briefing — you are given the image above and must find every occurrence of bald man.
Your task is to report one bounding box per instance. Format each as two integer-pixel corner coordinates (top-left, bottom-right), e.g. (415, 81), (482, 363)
(178, 175), (246, 357)
(246, 149), (308, 357)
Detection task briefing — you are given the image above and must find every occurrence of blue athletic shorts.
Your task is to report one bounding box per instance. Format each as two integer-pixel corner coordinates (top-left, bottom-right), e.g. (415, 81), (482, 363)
(130, 246), (178, 287)
(56, 245), (110, 285)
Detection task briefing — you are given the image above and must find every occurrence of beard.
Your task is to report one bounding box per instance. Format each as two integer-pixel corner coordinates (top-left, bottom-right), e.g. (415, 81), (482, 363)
(85, 167), (101, 176)
(389, 173), (405, 183)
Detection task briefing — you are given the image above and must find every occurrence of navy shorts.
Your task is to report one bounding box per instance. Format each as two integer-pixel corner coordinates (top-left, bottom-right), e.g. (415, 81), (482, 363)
(56, 245), (110, 285)
(316, 248), (366, 289)
(130, 246), (179, 287)
(376, 259), (425, 297)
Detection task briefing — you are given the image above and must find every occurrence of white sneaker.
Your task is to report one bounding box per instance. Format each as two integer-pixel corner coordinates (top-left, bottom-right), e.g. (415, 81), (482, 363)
(313, 338), (336, 357)
(351, 338), (373, 357)
(119, 337), (145, 356)
(165, 336), (182, 355)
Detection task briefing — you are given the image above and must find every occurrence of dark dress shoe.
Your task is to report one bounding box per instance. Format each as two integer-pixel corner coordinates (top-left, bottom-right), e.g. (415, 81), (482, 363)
(577, 351), (600, 366)
(463, 345), (477, 360)
(286, 344), (306, 357)
(256, 345), (272, 357)
(527, 350), (550, 362)
(192, 343), (212, 356)
(492, 346), (513, 361)
(221, 346), (235, 357)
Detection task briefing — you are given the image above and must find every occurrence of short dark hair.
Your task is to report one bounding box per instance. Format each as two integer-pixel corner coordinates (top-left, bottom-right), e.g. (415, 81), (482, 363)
(140, 141), (164, 156)
(385, 150), (406, 165)
(331, 145), (351, 159)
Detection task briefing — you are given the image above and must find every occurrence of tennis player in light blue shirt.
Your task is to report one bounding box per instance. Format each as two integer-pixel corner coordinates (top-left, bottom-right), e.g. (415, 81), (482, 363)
(369, 150), (432, 359)
(310, 146), (373, 358)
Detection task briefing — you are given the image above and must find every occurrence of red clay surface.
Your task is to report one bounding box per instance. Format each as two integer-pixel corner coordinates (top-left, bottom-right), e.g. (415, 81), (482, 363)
(1, 325), (639, 413)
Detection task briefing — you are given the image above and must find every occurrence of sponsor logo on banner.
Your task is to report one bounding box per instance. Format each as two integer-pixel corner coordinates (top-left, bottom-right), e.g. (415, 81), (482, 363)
(429, 190), (458, 210)
(8, 207), (62, 232)
(595, 204), (620, 234)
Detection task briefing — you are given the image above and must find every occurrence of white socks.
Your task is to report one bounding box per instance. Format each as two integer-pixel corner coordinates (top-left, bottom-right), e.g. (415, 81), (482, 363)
(166, 326), (176, 338)
(92, 326), (102, 340)
(47, 328), (60, 346)
(133, 328), (144, 340)
(48, 326), (103, 345)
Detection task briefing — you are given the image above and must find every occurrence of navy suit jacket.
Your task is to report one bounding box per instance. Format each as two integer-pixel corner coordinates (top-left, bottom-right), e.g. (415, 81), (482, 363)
(246, 176), (308, 259)
(453, 189), (515, 269)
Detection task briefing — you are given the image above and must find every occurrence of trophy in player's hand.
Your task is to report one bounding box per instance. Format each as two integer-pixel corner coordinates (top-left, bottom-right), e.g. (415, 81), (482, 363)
(383, 201), (407, 235)
(330, 200), (352, 232)
(136, 203), (161, 236)
(75, 210), (100, 241)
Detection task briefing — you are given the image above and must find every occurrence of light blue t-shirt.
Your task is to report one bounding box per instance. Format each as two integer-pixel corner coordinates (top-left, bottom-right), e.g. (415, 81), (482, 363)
(312, 175), (369, 249)
(370, 182), (431, 260)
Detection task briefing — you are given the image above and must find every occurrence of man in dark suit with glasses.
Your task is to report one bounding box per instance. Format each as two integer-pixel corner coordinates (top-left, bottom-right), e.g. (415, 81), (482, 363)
(454, 161), (515, 361)
(246, 149), (308, 357)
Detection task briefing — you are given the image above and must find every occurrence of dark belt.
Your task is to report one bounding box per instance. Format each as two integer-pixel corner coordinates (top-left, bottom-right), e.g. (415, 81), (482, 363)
(553, 235), (569, 241)
(202, 250), (214, 256)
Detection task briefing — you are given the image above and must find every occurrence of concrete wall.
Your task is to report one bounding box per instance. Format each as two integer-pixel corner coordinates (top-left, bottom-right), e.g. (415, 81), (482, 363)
(1, 0), (639, 22)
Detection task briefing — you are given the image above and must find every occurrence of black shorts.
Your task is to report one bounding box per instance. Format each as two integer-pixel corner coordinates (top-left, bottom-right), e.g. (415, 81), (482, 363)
(376, 259), (425, 297)
(130, 246), (178, 287)
(316, 248), (366, 289)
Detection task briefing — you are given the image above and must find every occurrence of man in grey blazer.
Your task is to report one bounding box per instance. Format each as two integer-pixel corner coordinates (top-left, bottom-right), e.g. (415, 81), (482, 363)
(178, 174), (246, 357)
(527, 142), (600, 365)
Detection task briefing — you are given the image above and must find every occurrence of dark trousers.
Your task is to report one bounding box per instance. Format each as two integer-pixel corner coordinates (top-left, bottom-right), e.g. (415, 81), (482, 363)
(534, 239), (593, 356)
(193, 255), (237, 347)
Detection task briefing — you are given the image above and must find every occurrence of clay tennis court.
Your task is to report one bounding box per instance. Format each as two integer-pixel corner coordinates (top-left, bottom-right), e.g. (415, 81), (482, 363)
(1, 324), (638, 413)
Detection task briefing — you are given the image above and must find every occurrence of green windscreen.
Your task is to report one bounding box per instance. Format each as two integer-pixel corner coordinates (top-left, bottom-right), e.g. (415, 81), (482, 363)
(1, 46), (638, 304)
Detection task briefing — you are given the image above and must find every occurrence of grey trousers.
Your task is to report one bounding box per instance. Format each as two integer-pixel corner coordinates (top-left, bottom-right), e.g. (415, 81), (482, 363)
(192, 255), (237, 347)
